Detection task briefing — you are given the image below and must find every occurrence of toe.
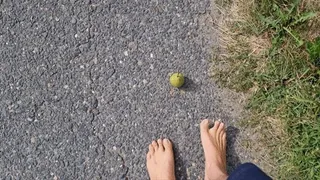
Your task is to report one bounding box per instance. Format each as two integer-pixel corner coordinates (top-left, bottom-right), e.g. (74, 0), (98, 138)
(213, 120), (221, 131)
(209, 121), (220, 135)
(217, 123), (225, 142)
(152, 140), (158, 150)
(163, 139), (173, 150)
(222, 132), (227, 149)
(200, 119), (210, 132)
(149, 144), (155, 154)
(157, 139), (164, 151)
(218, 122), (225, 135)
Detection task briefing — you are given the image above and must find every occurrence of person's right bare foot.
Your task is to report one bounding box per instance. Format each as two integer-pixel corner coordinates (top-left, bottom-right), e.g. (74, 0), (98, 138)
(200, 119), (228, 180)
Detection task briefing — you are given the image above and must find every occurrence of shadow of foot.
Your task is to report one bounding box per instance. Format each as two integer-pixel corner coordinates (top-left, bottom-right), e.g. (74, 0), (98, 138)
(226, 126), (241, 174)
(173, 144), (188, 180)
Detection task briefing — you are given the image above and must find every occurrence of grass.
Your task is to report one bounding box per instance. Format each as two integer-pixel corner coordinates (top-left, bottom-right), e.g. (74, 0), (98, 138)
(213, 0), (320, 179)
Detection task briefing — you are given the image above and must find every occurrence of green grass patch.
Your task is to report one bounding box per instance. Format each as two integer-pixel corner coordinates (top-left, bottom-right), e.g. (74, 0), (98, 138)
(249, 42), (320, 179)
(214, 0), (320, 179)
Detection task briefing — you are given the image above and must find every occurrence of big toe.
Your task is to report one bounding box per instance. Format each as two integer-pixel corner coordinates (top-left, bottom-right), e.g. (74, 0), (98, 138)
(200, 119), (210, 133)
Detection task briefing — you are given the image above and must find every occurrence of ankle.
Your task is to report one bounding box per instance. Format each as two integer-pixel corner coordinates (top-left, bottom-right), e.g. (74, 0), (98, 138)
(205, 164), (228, 180)
(205, 173), (228, 180)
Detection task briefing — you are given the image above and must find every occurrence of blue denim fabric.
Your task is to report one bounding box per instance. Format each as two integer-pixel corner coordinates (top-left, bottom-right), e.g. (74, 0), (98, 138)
(228, 163), (272, 180)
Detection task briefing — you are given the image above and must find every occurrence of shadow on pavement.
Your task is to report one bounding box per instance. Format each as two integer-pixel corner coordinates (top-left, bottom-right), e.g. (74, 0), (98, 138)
(226, 126), (241, 174)
(180, 77), (198, 92)
(173, 144), (188, 180)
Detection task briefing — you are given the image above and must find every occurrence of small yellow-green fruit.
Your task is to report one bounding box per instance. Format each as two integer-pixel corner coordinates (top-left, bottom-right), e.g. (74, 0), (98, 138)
(169, 73), (185, 88)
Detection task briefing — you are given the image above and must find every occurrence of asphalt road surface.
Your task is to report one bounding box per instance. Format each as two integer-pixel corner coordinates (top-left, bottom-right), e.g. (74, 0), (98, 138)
(0, 0), (244, 179)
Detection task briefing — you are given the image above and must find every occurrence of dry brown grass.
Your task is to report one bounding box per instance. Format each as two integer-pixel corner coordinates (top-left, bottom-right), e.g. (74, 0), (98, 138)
(301, 0), (320, 40)
(216, 0), (255, 57)
(214, 0), (271, 80)
(303, 0), (320, 9)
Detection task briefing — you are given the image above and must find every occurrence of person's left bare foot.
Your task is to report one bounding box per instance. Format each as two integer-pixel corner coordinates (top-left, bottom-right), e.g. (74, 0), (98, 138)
(146, 139), (176, 180)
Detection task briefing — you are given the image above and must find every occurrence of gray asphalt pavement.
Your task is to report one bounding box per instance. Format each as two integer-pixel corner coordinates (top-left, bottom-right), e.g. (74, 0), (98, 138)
(0, 0), (245, 179)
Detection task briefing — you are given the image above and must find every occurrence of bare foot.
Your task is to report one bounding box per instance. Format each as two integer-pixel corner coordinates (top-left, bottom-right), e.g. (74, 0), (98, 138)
(146, 139), (176, 180)
(200, 119), (228, 180)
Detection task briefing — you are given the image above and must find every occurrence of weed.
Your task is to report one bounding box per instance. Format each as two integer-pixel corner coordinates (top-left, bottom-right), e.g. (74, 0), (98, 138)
(257, 0), (316, 50)
(307, 37), (320, 67)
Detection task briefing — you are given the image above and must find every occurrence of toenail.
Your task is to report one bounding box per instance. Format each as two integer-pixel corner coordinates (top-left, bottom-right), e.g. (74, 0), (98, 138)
(201, 119), (209, 126)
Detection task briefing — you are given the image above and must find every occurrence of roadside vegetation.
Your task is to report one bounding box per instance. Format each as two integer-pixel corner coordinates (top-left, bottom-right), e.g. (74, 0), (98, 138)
(213, 0), (320, 179)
